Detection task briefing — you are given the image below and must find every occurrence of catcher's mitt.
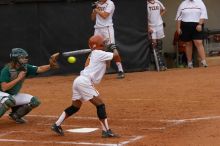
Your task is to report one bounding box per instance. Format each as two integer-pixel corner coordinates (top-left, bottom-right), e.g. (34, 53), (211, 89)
(49, 52), (60, 69)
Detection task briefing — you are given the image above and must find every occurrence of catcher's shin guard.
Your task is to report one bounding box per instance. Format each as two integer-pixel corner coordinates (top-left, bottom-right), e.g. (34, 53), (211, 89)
(0, 96), (15, 117)
(10, 96), (40, 119)
(12, 104), (32, 118)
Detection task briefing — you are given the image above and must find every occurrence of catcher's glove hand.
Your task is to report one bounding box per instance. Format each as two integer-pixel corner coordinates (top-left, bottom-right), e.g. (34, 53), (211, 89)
(19, 64), (27, 72)
(49, 52), (60, 69)
(105, 43), (117, 52)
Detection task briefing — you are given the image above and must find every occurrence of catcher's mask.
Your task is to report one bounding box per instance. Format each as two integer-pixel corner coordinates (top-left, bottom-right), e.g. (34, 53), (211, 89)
(10, 48), (29, 67)
(88, 35), (105, 50)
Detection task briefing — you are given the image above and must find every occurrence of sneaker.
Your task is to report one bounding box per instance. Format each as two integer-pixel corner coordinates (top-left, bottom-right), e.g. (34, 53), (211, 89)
(159, 66), (167, 71)
(51, 123), (64, 136)
(188, 63), (193, 69)
(9, 113), (27, 124)
(102, 129), (119, 138)
(117, 71), (125, 79)
(201, 61), (208, 68)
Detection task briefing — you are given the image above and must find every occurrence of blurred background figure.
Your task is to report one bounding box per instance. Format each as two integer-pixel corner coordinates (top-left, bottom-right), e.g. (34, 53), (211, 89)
(175, 0), (208, 69)
(147, 0), (167, 71)
(91, 0), (125, 78)
(173, 31), (187, 67)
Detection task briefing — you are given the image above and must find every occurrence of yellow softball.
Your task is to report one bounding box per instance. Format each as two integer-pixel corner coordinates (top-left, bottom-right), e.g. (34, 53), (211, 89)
(67, 56), (76, 64)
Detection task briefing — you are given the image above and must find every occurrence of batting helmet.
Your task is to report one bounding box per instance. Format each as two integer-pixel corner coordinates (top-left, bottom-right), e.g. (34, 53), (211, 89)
(88, 35), (105, 50)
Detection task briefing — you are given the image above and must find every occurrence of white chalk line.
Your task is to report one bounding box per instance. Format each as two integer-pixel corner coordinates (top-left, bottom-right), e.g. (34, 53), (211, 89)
(0, 132), (14, 138)
(26, 114), (98, 120)
(117, 98), (201, 103)
(36, 123), (83, 128)
(117, 136), (144, 146)
(26, 114), (220, 123)
(5, 114), (220, 126)
(144, 116), (220, 131)
(0, 139), (118, 146)
(0, 128), (144, 146)
(4, 114), (220, 129)
(160, 115), (220, 125)
(15, 114), (154, 122)
(142, 127), (166, 130)
(0, 135), (144, 146)
(2, 115), (220, 145)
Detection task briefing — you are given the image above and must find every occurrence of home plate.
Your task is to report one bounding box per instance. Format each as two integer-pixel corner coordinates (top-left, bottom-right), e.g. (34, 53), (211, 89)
(66, 128), (99, 133)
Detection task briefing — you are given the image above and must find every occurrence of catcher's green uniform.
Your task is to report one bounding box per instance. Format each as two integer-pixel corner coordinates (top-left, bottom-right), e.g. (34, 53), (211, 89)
(0, 64), (38, 95)
(0, 64), (39, 118)
(0, 48), (59, 121)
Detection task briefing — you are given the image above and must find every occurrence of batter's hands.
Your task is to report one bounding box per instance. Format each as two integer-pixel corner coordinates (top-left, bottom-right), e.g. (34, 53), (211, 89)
(105, 44), (117, 52)
(49, 52), (60, 69)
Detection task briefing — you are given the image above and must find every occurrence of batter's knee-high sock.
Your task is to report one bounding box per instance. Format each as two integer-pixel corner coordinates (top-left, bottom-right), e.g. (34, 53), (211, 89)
(55, 105), (80, 126)
(55, 112), (66, 126)
(96, 104), (109, 131)
(99, 118), (110, 131)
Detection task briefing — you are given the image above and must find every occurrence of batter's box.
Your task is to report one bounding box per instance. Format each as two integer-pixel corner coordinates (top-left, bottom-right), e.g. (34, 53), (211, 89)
(0, 130), (144, 146)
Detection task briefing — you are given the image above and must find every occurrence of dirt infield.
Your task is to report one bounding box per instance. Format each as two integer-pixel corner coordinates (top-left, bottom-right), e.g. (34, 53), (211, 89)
(1, 66), (220, 146)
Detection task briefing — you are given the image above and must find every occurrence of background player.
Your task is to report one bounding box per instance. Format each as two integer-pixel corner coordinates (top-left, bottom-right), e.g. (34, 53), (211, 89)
(0, 48), (59, 123)
(91, 0), (125, 79)
(175, 0), (208, 68)
(147, 0), (167, 71)
(51, 35), (119, 138)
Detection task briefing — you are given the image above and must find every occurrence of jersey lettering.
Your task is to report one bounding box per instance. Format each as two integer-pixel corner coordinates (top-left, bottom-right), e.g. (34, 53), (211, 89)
(149, 6), (160, 11)
(97, 6), (105, 11)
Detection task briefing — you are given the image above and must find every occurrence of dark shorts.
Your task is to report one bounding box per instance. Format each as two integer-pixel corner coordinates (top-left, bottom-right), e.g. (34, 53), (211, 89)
(180, 22), (204, 42)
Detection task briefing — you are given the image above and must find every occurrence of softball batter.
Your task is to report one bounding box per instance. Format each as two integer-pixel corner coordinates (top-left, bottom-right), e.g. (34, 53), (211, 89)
(51, 35), (119, 138)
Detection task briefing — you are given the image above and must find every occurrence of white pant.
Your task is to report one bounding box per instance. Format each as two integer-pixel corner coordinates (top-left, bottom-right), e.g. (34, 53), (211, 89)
(94, 26), (115, 44)
(149, 24), (165, 40)
(72, 76), (99, 102)
(0, 91), (33, 106)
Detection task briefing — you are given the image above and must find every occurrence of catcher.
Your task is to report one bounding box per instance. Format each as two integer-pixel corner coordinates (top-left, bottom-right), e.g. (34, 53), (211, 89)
(0, 48), (59, 123)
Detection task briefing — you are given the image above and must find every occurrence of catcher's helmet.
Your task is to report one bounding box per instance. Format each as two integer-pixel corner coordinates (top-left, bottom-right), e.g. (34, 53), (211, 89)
(88, 35), (105, 50)
(10, 48), (29, 66)
(10, 48), (28, 59)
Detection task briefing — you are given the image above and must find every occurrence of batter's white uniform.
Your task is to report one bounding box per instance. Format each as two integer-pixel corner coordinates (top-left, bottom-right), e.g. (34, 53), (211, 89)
(72, 50), (113, 102)
(147, 0), (165, 39)
(94, 0), (115, 44)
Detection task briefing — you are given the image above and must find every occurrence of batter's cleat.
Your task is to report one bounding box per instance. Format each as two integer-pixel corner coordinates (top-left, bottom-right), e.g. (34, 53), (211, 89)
(102, 129), (119, 138)
(117, 71), (125, 79)
(9, 113), (27, 124)
(51, 123), (64, 136)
